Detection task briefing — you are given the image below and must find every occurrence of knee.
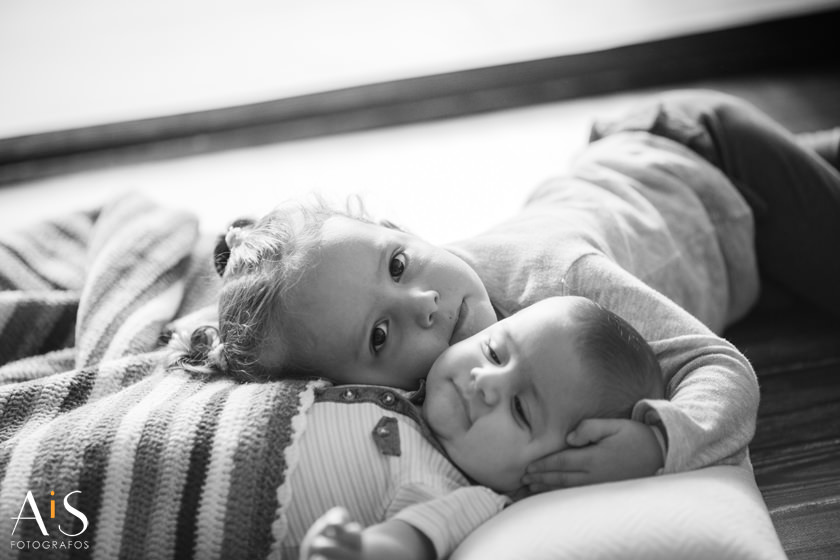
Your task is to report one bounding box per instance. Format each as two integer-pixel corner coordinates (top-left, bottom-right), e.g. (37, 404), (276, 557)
(656, 89), (767, 136)
(659, 89), (753, 115)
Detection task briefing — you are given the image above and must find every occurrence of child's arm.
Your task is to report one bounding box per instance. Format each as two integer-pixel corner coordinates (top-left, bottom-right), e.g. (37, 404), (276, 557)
(301, 507), (436, 560)
(516, 256), (758, 490)
(572, 256), (758, 474)
(523, 419), (664, 491)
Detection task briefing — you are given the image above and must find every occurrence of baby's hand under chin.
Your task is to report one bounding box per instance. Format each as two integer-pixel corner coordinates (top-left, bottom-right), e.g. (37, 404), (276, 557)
(521, 418), (664, 493)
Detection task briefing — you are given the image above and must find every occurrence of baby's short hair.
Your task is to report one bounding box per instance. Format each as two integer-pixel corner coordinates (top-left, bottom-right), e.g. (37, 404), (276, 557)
(570, 298), (664, 419)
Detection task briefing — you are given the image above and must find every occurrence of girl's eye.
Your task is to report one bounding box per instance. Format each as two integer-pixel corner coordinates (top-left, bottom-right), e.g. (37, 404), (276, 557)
(513, 396), (531, 430)
(371, 322), (389, 354)
(389, 252), (407, 280)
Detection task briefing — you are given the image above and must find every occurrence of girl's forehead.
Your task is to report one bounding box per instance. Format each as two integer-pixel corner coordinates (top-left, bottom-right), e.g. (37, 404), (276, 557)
(322, 216), (421, 250)
(323, 216), (386, 240)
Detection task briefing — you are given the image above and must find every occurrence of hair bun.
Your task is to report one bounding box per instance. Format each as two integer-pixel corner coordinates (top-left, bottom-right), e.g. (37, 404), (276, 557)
(213, 218), (256, 276)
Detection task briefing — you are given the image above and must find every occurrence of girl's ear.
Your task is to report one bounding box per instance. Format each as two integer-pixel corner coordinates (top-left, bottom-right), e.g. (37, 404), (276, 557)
(214, 218), (256, 276)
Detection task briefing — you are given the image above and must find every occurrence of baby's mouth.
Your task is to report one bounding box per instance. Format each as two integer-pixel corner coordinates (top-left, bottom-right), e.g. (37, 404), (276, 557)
(453, 380), (472, 428)
(448, 299), (468, 345)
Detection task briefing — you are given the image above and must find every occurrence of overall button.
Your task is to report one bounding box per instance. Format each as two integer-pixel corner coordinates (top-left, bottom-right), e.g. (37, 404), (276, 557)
(341, 388), (357, 401)
(379, 391), (396, 407)
(372, 416), (401, 456)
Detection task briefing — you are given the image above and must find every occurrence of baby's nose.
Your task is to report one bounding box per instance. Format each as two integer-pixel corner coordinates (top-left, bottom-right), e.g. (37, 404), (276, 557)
(472, 369), (504, 407)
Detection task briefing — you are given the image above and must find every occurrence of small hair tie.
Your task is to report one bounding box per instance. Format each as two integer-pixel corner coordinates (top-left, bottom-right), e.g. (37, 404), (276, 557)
(208, 340), (229, 372)
(224, 226), (243, 250)
(213, 218), (255, 276)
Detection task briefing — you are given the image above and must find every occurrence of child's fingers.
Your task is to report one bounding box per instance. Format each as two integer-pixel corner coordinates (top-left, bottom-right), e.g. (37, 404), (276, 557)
(307, 506), (351, 538)
(306, 536), (363, 560)
(523, 449), (596, 491)
(304, 529), (363, 560)
(335, 521), (363, 548)
(321, 509), (362, 548)
(323, 506), (352, 527)
(526, 451), (567, 474)
(526, 447), (594, 475)
(522, 471), (576, 490)
(300, 507), (361, 560)
(567, 418), (622, 446)
(526, 471), (594, 493)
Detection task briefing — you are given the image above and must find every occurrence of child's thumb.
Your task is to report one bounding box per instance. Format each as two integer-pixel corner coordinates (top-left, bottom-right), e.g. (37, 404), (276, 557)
(566, 427), (588, 447)
(324, 506), (351, 528)
(567, 419), (610, 446)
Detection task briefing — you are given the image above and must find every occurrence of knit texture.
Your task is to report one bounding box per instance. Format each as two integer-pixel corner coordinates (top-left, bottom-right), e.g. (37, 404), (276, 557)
(0, 193), (318, 560)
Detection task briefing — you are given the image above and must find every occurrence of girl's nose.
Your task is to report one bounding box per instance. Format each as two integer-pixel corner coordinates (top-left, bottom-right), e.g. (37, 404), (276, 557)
(406, 288), (439, 327)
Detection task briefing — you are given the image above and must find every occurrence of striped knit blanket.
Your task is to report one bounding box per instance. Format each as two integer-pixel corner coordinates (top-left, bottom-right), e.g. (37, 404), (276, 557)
(0, 193), (321, 560)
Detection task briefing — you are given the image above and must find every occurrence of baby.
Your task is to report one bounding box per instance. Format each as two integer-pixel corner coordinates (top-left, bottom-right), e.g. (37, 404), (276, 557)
(422, 295), (663, 492)
(286, 296), (664, 560)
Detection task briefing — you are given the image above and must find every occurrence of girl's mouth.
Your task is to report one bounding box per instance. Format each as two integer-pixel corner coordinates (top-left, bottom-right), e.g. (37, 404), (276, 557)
(448, 299), (468, 345)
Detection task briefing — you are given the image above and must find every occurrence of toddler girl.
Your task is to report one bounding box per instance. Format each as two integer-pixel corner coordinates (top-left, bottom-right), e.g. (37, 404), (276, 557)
(172, 199), (497, 389)
(169, 89), (840, 491)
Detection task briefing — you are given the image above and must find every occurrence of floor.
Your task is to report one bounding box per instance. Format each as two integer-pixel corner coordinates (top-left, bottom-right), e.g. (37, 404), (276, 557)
(727, 305), (840, 559)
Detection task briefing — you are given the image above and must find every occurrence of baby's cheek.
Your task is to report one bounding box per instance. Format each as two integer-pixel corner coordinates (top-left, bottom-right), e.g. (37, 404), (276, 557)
(480, 450), (530, 493)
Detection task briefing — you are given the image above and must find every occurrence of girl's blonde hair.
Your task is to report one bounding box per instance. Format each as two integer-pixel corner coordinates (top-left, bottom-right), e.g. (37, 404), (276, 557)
(167, 196), (376, 382)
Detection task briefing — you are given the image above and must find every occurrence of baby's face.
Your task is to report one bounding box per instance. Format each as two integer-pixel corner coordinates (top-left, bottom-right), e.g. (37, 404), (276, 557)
(423, 297), (596, 493)
(285, 216), (496, 389)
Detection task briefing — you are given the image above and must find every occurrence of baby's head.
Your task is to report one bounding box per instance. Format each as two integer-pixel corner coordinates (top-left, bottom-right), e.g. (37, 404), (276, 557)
(170, 197), (496, 388)
(422, 296), (663, 494)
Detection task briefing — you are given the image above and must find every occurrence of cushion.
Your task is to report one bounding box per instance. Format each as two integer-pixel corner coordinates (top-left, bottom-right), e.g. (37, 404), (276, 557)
(452, 465), (786, 560)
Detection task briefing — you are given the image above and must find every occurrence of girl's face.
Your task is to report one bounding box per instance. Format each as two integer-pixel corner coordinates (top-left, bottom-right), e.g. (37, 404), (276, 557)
(282, 216), (496, 389)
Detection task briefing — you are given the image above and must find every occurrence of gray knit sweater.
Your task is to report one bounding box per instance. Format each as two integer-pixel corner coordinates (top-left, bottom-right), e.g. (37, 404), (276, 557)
(447, 131), (760, 474)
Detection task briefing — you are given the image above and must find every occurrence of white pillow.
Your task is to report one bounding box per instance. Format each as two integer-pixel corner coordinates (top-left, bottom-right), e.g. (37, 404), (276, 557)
(451, 465), (785, 560)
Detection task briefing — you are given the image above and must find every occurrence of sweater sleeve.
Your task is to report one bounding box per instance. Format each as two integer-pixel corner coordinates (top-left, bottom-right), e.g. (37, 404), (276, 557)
(566, 252), (758, 472)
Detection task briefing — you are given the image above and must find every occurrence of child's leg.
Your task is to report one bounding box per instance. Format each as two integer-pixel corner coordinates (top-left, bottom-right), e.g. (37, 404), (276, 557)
(591, 89), (840, 316)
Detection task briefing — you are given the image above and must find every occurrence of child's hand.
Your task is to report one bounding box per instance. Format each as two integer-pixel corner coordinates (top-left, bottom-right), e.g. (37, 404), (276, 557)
(300, 506), (363, 560)
(522, 419), (663, 493)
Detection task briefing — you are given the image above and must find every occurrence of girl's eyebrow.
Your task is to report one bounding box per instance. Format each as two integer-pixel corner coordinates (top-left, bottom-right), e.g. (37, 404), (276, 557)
(376, 242), (387, 274)
(354, 295), (374, 361)
(355, 322), (368, 362)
